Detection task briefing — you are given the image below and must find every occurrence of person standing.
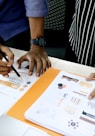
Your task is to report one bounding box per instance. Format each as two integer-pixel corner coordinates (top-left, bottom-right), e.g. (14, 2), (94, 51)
(0, 0), (51, 77)
(64, 0), (95, 99)
(65, 0), (95, 66)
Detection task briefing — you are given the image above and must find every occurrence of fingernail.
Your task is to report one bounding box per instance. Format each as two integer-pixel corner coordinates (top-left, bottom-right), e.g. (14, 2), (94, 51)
(29, 72), (32, 76)
(7, 64), (11, 67)
(88, 95), (93, 100)
(36, 73), (40, 77)
(4, 75), (9, 78)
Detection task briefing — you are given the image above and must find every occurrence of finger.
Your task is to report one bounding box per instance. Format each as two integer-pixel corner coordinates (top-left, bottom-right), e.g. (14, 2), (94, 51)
(41, 58), (47, 73)
(86, 73), (95, 80)
(36, 59), (42, 77)
(0, 60), (11, 76)
(1, 72), (9, 77)
(0, 46), (14, 65)
(0, 67), (11, 72)
(41, 57), (51, 74)
(28, 60), (35, 76)
(0, 60), (8, 67)
(17, 55), (28, 68)
(0, 67), (11, 76)
(46, 58), (51, 68)
(6, 49), (14, 66)
(88, 89), (95, 100)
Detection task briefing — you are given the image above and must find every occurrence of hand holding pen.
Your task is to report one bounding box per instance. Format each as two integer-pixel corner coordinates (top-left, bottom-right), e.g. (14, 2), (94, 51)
(0, 44), (22, 80)
(0, 45), (14, 76)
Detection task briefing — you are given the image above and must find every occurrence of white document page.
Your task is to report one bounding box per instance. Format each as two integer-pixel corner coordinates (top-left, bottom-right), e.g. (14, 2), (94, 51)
(25, 71), (95, 136)
(0, 93), (16, 116)
(0, 58), (39, 116)
(23, 127), (51, 136)
(0, 59), (38, 98)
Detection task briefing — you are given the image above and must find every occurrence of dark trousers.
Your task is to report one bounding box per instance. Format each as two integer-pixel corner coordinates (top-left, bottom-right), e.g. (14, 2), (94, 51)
(5, 30), (30, 51)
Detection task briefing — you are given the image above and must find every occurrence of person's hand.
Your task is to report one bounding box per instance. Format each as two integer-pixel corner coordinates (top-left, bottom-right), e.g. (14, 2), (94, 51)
(0, 45), (14, 76)
(86, 73), (95, 100)
(17, 45), (51, 77)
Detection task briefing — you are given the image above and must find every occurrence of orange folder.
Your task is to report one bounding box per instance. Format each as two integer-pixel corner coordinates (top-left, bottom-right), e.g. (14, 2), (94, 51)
(7, 68), (64, 136)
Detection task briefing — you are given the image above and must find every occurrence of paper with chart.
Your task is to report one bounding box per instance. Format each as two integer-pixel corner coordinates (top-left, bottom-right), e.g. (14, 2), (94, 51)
(0, 58), (38, 116)
(0, 58), (38, 98)
(24, 70), (95, 136)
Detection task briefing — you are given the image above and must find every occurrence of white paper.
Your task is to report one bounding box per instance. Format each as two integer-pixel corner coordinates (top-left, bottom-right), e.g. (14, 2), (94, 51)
(23, 127), (51, 136)
(0, 59), (39, 116)
(24, 71), (95, 136)
(0, 93), (16, 116)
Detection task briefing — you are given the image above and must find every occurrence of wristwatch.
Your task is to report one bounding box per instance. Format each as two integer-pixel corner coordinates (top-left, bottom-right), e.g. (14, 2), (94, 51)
(30, 36), (46, 47)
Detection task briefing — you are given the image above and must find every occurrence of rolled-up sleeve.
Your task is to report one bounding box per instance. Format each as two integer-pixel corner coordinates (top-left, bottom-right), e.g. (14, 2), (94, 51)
(24, 0), (49, 17)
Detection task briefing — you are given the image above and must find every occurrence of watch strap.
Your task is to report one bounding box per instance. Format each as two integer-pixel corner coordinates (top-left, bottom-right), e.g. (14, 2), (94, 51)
(30, 37), (46, 47)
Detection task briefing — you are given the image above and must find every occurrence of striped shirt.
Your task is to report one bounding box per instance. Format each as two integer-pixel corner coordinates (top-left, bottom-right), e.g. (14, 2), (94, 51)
(69, 0), (95, 66)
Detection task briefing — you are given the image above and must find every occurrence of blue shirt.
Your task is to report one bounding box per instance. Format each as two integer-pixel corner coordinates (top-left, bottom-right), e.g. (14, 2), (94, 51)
(0, 0), (48, 41)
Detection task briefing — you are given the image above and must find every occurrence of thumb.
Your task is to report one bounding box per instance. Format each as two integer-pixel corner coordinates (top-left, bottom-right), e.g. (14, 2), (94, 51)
(86, 73), (95, 80)
(88, 89), (95, 100)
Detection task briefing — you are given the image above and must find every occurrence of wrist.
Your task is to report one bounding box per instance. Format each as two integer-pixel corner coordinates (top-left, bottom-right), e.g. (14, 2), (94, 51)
(30, 36), (46, 47)
(30, 44), (44, 51)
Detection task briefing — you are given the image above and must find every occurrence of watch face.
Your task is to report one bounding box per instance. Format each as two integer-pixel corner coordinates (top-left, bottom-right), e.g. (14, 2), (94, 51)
(39, 38), (45, 46)
(30, 37), (46, 46)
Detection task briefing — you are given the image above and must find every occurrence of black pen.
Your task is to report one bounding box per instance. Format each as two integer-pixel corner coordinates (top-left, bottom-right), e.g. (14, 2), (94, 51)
(0, 51), (22, 80)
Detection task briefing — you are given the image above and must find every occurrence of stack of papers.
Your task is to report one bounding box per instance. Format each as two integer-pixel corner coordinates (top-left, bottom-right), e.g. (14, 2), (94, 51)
(24, 70), (95, 136)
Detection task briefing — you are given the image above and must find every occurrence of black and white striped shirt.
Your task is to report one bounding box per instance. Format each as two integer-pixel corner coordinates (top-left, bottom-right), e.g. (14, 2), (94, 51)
(69, 0), (95, 66)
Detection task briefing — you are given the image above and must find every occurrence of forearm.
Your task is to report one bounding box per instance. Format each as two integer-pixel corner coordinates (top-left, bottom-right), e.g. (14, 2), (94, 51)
(29, 17), (44, 39)
(28, 17), (45, 51)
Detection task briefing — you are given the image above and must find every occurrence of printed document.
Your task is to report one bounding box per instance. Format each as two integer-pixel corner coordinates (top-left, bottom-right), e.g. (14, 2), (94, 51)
(0, 58), (38, 116)
(24, 70), (95, 136)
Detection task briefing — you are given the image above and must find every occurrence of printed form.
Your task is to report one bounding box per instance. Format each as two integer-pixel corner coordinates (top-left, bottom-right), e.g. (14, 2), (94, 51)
(24, 70), (95, 136)
(0, 58), (38, 116)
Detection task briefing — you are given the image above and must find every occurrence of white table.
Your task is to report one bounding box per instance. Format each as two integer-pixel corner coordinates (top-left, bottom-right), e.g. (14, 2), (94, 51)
(0, 48), (95, 136)
(11, 48), (95, 77)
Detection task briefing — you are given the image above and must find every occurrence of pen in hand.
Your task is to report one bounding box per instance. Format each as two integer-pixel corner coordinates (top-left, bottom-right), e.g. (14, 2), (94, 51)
(0, 51), (22, 80)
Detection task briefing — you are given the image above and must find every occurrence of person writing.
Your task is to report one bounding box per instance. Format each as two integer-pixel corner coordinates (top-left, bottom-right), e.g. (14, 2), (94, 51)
(0, 0), (51, 77)
(0, 0), (95, 99)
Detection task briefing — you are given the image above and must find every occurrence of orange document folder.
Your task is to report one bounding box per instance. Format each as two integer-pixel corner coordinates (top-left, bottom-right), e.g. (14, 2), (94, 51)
(7, 68), (62, 136)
